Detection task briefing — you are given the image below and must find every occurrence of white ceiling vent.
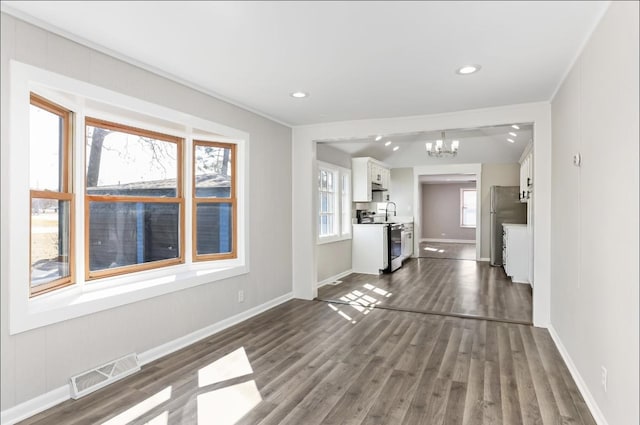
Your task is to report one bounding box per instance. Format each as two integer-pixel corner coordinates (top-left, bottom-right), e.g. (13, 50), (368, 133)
(70, 353), (140, 399)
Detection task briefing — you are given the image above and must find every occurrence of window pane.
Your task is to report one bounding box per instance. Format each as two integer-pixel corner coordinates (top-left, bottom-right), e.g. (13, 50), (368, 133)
(30, 104), (63, 191)
(463, 209), (476, 226)
(86, 124), (178, 197)
(31, 199), (70, 288)
(196, 203), (233, 255)
(463, 190), (476, 207)
(194, 144), (232, 198)
(88, 202), (180, 271)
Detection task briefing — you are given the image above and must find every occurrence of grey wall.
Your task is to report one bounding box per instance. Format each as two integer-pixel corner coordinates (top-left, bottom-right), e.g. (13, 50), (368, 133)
(316, 144), (352, 282)
(480, 164), (520, 258)
(420, 183), (476, 241)
(316, 143), (351, 169)
(550, 2), (639, 424)
(317, 241), (351, 283)
(1, 13), (292, 410)
(389, 168), (414, 217)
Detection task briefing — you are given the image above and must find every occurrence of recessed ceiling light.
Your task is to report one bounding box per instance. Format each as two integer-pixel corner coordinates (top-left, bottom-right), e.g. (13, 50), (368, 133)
(509, 132), (517, 137)
(507, 138), (515, 143)
(393, 146), (399, 151)
(290, 91), (308, 98)
(385, 141), (392, 146)
(512, 124), (520, 130)
(456, 64), (481, 75)
(375, 135), (382, 141)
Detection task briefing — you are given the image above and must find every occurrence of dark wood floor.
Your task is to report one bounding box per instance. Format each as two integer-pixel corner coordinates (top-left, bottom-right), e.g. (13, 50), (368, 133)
(318, 258), (532, 324)
(418, 242), (477, 261)
(20, 299), (594, 425)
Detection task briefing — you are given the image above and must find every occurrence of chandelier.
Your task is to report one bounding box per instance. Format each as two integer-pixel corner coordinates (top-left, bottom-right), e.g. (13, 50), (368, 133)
(425, 131), (459, 157)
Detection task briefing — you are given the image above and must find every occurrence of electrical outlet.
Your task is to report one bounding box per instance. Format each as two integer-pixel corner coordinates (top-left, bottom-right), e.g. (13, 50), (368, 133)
(601, 366), (607, 392)
(238, 290), (245, 303)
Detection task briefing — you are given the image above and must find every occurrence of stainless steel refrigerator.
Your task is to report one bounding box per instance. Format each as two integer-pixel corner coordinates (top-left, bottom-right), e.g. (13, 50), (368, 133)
(490, 186), (527, 266)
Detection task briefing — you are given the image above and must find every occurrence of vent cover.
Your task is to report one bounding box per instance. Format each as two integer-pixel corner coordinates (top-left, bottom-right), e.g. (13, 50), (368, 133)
(70, 353), (140, 399)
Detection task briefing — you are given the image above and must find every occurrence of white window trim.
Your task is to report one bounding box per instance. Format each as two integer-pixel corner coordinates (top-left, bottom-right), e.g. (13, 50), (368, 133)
(316, 161), (351, 245)
(6, 61), (250, 335)
(460, 187), (477, 228)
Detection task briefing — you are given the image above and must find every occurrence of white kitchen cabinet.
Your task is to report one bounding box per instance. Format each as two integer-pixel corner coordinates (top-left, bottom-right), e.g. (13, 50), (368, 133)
(352, 157), (390, 202)
(502, 223), (529, 284)
(352, 224), (388, 274)
(519, 145), (533, 203)
(401, 223), (414, 260)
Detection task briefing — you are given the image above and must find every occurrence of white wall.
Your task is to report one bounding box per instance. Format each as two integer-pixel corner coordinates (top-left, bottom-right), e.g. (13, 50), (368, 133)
(550, 2), (639, 425)
(480, 164), (520, 259)
(316, 144), (352, 282)
(1, 13), (292, 411)
(389, 168), (414, 217)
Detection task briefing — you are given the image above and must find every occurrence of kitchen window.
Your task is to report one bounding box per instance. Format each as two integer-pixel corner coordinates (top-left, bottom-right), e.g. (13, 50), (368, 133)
(317, 162), (351, 243)
(460, 188), (477, 228)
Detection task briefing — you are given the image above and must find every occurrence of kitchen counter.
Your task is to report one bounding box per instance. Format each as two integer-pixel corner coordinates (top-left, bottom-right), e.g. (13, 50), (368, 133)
(352, 224), (389, 274)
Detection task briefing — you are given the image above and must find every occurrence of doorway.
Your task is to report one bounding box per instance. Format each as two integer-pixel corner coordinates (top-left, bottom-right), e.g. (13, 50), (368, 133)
(418, 174), (477, 261)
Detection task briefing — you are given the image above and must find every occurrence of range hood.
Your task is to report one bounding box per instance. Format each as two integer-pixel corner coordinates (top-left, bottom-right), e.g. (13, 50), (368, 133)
(371, 182), (388, 192)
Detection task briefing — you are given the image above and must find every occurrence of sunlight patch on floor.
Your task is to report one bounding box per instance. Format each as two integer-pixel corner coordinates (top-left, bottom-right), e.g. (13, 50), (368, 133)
(198, 347), (254, 388)
(101, 386), (172, 425)
(197, 380), (262, 425)
(328, 303), (358, 323)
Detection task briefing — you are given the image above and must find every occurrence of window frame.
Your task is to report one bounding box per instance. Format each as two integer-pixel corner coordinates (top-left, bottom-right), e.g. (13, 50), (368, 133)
(8, 61), (250, 334)
(84, 117), (185, 280)
(460, 187), (477, 228)
(192, 140), (237, 261)
(29, 93), (76, 297)
(317, 161), (351, 244)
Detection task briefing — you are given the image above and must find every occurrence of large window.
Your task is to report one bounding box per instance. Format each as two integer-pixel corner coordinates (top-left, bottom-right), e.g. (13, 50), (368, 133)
(29, 94), (74, 296)
(85, 118), (184, 279)
(24, 92), (241, 297)
(193, 141), (236, 261)
(460, 188), (477, 228)
(317, 162), (351, 243)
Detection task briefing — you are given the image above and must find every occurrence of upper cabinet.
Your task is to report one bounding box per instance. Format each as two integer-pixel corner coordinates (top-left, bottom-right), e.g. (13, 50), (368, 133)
(519, 144), (533, 203)
(352, 157), (390, 202)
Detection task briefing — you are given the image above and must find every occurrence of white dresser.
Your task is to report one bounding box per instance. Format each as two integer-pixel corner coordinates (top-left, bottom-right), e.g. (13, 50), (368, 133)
(502, 223), (529, 284)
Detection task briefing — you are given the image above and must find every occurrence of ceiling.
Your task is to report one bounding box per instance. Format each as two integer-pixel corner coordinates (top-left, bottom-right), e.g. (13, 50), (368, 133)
(318, 123), (533, 168)
(2, 1), (609, 126)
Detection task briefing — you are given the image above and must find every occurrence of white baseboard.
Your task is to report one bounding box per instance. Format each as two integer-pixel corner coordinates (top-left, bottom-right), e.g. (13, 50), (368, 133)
(317, 269), (352, 288)
(0, 292), (294, 425)
(478, 257), (490, 262)
(420, 238), (476, 244)
(548, 325), (609, 425)
(0, 386), (69, 425)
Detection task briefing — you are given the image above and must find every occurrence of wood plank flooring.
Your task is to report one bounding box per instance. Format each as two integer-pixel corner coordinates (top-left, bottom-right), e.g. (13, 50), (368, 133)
(318, 258), (532, 324)
(20, 299), (594, 425)
(418, 242), (477, 261)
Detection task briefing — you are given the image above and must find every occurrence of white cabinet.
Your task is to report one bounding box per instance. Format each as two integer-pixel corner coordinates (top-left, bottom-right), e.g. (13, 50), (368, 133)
(401, 223), (414, 260)
(502, 223), (529, 284)
(352, 157), (391, 202)
(352, 224), (388, 274)
(519, 146), (533, 203)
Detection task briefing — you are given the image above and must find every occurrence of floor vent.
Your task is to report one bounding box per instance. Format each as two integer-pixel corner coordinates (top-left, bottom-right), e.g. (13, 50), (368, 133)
(70, 353), (140, 399)
(328, 280), (343, 286)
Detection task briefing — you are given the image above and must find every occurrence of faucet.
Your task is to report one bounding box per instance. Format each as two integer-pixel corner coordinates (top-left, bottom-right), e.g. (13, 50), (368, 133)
(385, 201), (397, 222)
